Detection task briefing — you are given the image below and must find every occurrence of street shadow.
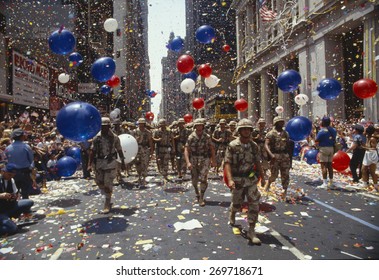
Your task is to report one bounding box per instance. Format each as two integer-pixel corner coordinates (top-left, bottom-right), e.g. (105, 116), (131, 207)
(259, 202), (276, 212)
(304, 180), (322, 187)
(82, 189), (100, 196)
(82, 217), (128, 234)
(111, 206), (139, 216)
(164, 186), (189, 193)
(203, 200), (230, 207)
(48, 198), (81, 208)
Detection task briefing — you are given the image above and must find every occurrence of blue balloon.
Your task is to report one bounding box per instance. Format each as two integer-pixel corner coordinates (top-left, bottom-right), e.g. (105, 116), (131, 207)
(293, 142), (302, 157)
(91, 57), (116, 82)
(57, 156), (77, 177)
(56, 102), (101, 142)
(285, 116), (312, 142)
(183, 71), (198, 81)
(48, 29), (76, 55)
(304, 149), (319, 165)
(196, 25), (216, 44)
(100, 85), (111, 94)
(317, 78), (342, 100)
(66, 147), (82, 166)
(170, 36), (184, 52)
(69, 52), (83, 66)
(277, 70), (302, 92)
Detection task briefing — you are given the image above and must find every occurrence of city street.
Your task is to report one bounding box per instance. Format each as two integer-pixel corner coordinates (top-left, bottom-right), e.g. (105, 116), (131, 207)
(1, 159), (378, 260)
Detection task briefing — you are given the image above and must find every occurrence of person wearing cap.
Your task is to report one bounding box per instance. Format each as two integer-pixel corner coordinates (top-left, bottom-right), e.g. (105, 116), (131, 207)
(184, 118), (216, 206)
(315, 117), (337, 189)
(346, 124), (367, 184)
(4, 128), (35, 199)
(264, 116), (291, 199)
(88, 117), (126, 214)
(0, 163), (34, 235)
(172, 118), (190, 179)
(152, 119), (174, 181)
(224, 119), (265, 245)
(212, 119), (233, 175)
(252, 118), (269, 178)
(133, 118), (154, 186)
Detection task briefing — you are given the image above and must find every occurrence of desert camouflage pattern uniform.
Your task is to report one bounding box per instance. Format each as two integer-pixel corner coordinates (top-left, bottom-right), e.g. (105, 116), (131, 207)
(134, 127), (152, 180)
(252, 128), (269, 170)
(224, 139), (262, 225)
(153, 128), (172, 177)
(212, 128), (232, 168)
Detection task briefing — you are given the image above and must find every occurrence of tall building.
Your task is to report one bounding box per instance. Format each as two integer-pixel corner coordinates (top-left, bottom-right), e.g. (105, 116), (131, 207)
(231, 0), (379, 123)
(185, 0), (238, 122)
(160, 32), (188, 123)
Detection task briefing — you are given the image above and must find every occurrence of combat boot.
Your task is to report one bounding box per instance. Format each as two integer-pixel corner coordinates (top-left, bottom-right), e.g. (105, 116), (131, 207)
(101, 198), (112, 214)
(247, 226), (261, 245)
(228, 210), (236, 226)
(199, 193), (205, 207)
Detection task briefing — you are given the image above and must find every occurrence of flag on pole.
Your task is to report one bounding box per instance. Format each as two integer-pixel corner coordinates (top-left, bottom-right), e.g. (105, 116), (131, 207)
(259, 0), (277, 22)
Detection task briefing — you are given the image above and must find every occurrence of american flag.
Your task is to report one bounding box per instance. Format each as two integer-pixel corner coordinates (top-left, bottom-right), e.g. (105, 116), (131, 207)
(259, 0), (277, 22)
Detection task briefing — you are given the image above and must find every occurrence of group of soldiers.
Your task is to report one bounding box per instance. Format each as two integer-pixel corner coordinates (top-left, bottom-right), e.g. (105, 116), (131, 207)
(90, 116), (293, 245)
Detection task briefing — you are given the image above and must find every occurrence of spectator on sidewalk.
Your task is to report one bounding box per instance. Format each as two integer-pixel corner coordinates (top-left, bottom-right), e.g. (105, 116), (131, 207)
(346, 124), (366, 184)
(361, 125), (378, 191)
(0, 164), (34, 236)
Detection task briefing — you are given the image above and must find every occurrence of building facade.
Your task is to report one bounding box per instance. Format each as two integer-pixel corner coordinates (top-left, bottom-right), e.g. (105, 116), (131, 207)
(231, 0), (379, 124)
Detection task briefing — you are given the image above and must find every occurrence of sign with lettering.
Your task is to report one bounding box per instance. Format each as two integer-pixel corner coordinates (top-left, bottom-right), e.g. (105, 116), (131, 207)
(12, 51), (50, 109)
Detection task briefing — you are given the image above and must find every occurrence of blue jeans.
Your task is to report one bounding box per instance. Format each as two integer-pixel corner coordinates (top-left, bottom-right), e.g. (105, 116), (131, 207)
(0, 199), (34, 235)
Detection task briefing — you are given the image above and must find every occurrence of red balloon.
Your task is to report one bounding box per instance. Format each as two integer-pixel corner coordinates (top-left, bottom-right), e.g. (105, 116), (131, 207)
(176, 55), (195, 74)
(145, 111), (154, 121)
(353, 78), (378, 99)
(106, 75), (121, 88)
(192, 98), (204, 110)
(183, 113), (193, 123)
(222, 44), (231, 52)
(332, 150), (350, 172)
(234, 98), (248, 112)
(198, 64), (212, 78)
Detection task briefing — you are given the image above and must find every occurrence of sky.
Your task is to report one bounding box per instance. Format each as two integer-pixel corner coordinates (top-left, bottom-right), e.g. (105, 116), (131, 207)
(147, 0), (186, 118)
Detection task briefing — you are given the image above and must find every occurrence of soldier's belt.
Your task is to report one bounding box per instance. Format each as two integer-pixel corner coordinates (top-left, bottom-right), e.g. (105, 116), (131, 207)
(232, 171), (256, 178)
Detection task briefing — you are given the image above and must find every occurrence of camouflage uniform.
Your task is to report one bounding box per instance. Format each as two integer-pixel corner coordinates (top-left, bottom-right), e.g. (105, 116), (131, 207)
(265, 117), (291, 192)
(90, 118), (124, 213)
(173, 118), (190, 178)
(212, 120), (232, 170)
(134, 118), (153, 183)
(153, 119), (172, 178)
(185, 119), (215, 205)
(224, 118), (263, 245)
(252, 119), (269, 170)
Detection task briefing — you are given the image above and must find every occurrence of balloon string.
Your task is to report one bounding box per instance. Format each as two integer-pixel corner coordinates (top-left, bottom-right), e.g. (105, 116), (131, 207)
(59, 25), (64, 34)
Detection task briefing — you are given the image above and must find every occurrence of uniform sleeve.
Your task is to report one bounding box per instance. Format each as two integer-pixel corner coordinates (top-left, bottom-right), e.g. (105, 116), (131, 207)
(265, 131), (272, 140)
(224, 144), (233, 163)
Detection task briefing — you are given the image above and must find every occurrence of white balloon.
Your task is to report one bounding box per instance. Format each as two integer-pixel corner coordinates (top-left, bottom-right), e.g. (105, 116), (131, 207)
(294, 93), (309, 106)
(204, 75), (220, 88)
(58, 73), (69, 84)
(180, 78), (196, 93)
(104, 18), (118, 32)
(117, 134), (138, 164)
(275, 106), (284, 114)
(109, 110), (118, 120)
(114, 108), (121, 115)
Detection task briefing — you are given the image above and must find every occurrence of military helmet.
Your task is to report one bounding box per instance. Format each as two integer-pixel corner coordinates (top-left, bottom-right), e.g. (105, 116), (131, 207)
(178, 118), (185, 123)
(273, 116), (285, 125)
(229, 121), (237, 127)
(219, 119), (227, 124)
(138, 118), (146, 124)
(193, 118), (205, 126)
(257, 118), (266, 124)
(158, 119), (167, 126)
(237, 118), (254, 131)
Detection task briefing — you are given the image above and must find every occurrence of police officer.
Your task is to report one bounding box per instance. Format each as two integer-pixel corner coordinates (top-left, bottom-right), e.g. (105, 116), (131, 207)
(134, 118), (154, 186)
(152, 119), (173, 181)
(184, 118), (216, 206)
(212, 119), (232, 175)
(264, 116), (291, 199)
(224, 119), (265, 245)
(252, 118), (269, 179)
(88, 117), (126, 214)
